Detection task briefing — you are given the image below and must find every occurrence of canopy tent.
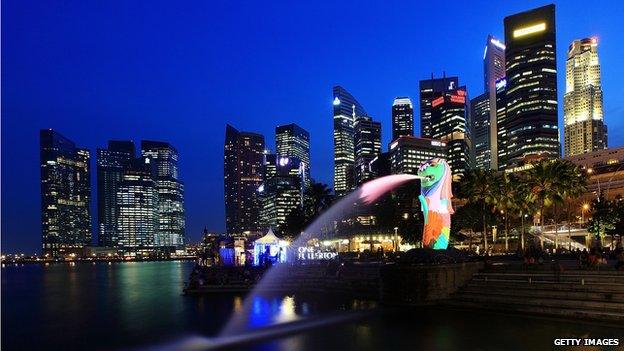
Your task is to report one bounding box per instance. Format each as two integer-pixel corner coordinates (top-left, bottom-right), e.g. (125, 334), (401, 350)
(253, 228), (289, 266)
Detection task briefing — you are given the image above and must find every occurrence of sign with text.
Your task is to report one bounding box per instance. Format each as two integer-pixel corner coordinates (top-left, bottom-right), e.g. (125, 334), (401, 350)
(296, 246), (338, 260)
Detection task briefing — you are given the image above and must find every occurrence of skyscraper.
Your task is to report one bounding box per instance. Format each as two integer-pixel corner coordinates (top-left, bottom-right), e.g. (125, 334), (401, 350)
(503, 4), (559, 168)
(484, 35), (506, 93)
(97, 140), (135, 247)
(141, 141), (185, 248)
(389, 136), (447, 175)
(333, 86), (367, 197)
(40, 129), (92, 256)
(483, 35), (506, 169)
(354, 116), (382, 185)
(564, 37), (607, 157)
(419, 76), (459, 139)
(224, 124), (265, 235)
(471, 93), (491, 169)
(259, 153), (303, 233)
(495, 78), (510, 170)
(420, 76), (472, 179)
(117, 157), (159, 253)
(391, 97), (414, 141)
(275, 123), (311, 184)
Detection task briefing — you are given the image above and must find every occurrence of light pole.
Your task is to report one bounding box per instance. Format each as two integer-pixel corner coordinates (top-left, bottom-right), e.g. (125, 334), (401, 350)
(393, 227), (399, 252)
(581, 203), (589, 223)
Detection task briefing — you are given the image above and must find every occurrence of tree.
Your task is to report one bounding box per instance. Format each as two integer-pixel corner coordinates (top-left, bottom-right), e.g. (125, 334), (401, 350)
(458, 169), (498, 252)
(587, 194), (619, 247)
(282, 180), (334, 238)
(491, 173), (518, 252)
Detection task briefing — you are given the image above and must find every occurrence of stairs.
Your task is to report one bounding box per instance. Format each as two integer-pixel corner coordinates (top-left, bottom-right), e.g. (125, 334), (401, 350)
(444, 268), (624, 323)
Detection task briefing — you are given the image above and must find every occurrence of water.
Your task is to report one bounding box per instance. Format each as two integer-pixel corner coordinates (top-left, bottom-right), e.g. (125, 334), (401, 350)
(3, 261), (622, 351)
(221, 174), (423, 336)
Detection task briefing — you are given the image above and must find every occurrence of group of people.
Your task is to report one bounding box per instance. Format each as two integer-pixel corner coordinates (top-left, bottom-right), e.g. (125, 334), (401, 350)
(578, 243), (624, 270)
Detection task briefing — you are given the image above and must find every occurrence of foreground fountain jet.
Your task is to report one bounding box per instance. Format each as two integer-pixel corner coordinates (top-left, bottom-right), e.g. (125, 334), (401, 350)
(417, 158), (453, 249)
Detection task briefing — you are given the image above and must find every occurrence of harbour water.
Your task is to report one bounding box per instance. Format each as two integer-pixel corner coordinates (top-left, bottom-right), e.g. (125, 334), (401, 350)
(2, 261), (622, 350)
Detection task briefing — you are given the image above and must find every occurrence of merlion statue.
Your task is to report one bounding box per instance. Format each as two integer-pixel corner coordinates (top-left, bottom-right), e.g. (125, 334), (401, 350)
(417, 158), (453, 249)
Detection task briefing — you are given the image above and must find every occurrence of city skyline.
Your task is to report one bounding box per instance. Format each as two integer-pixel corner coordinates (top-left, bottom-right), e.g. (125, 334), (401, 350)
(3, 0), (624, 253)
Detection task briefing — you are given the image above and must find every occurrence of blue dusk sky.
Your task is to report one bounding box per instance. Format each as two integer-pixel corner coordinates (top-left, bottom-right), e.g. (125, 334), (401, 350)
(2, 0), (624, 253)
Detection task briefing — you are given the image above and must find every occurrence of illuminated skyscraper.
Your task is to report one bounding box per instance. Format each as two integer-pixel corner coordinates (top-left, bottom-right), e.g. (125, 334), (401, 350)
(420, 76), (472, 179)
(40, 130), (92, 256)
(333, 86), (367, 197)
(495, 78), (510, 170)
(354, 116), (382, 185)
(224, 124), (265, 235)
(471, 93), (491, 169)
(141, 141), (185, 248)
(97, 140), (135, 247)
(391, 97), (414, 141)
(389, 136), (447, 175)
(276, 123), (310, 184)
(116, 157), (159, 253)
(419, 76), (458, 139)
(563, 37), (607, 156)
(504, 4), (559, 168)
(481, 35), (506, 169)
(259, 153), (303, 232)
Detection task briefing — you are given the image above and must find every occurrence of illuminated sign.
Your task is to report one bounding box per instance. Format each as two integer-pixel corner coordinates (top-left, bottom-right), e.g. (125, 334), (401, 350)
(432, 96), (444, 107)
(297, 246), (338, 260)
(495, 78), (507, 90)
(490, 38), (506, 50)
(513, 22), (546, 38)
(278, 157), (290, 166)
(431, 140), (446, 147)
(333, 97), (341, 106)
(450, 91), (466, 104)
(450, 95), (465, 104)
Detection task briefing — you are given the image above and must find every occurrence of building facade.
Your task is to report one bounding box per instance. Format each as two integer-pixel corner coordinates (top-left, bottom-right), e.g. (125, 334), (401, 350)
(116, 157), (159, 252)
(259, 153), (304, 233)
(333, 86), (367, 197)
(503, 4), (559, 168)
(389, 136), (447, 175)
(354, 116), (382, 185)
(471, 93), (491, 170)
(419, 76), (459, 139)
(141, 141), (185, 248)
(275, 123), (311, 183)
(429, 85), (472, 180)
(224, 124), (265, 235)
(483, 35), (506, 169)
(563, 37), (607, 157)
(96, 140), (135, 247)
(391, 97), (414, 141)
(40, 130), (92, 256)
(495, 78), (510, 170)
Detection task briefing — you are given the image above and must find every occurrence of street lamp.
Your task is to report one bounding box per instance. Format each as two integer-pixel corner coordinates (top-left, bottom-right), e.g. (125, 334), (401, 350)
(581, 203), (589, 223)
(393, 227), (399, 252)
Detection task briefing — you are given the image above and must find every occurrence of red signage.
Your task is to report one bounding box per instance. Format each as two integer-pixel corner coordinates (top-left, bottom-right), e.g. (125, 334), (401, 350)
(450, 95), (466, 104)
(432, 96), (444, 107)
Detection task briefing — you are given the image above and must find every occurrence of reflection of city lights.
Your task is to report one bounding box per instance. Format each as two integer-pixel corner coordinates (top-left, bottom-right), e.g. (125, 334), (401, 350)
(276, 296), (297, 323)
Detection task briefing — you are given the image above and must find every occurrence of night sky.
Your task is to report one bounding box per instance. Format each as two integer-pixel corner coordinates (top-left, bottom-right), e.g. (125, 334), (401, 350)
(2, 0), (624, 253)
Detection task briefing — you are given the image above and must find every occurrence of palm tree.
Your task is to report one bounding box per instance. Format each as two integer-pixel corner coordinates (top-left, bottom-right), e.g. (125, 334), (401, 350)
(304, 181), (334, 219)
(491, 173), (518, 252)
(560, 162), (588, 250)
(526, 160), (561, 248)
(459, 169), (497, 253)
(511, 180), (536, 251)
(526, 159), (586, 250)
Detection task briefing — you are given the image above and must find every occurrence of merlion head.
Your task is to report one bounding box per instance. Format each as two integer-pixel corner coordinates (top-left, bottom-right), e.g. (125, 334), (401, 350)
(417, 158), (453, 212)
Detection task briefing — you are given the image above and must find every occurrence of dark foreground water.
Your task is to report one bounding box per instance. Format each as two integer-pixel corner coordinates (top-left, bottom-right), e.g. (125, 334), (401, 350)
(2, 261), (622, 351)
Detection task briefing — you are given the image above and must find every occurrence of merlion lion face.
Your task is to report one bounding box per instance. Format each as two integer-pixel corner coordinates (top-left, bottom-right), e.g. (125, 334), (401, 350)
(417, 159), (444, 188)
